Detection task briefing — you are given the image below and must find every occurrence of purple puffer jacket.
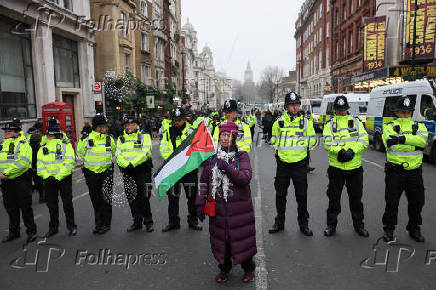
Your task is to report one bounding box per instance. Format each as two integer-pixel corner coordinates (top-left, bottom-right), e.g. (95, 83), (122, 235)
(196, 149), (257, 265)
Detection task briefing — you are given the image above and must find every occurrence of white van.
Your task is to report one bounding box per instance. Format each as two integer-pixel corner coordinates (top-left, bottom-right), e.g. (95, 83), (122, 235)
(301, 98), (322, 131)
(365, 80), (436, 160)
(319, 93), (370, 130)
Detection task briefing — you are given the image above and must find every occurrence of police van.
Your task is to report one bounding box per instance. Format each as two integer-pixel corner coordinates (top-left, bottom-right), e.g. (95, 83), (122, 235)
(301, 98), (322, 132)
(319, 93), (370, 130)
(365, 80), (436, 161)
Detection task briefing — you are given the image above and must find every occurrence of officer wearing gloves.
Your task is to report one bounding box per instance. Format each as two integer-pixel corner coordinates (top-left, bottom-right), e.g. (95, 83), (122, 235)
(0, 120), (37, 243)
(382, 96), (428, 243)
(160, 107), (202, 232)
(77, 114), (116, 235)
(268, 92), (316, 236)
(116, 115), (154, 233)
(322, 95), (369, 238)
(213, 99), (252, 153)
(37, 119), (77, 237)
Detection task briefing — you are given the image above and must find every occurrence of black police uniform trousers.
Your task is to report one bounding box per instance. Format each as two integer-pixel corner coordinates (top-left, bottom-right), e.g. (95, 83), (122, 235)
(167, 169), (198, 226)
(45, 175), (76, 230)
(250, 126), (255, 142)
(382, 164), (424, 231)
(274, 157), (309, 227)
(1, 171), (36, 235)
(123, 162), (153, 226)
(326, 166), (365, 228)
(83, 166), (113, 230)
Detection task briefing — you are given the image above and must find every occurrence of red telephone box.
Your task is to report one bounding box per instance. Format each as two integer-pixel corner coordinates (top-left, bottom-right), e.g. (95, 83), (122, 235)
(42, 101), (76, 149)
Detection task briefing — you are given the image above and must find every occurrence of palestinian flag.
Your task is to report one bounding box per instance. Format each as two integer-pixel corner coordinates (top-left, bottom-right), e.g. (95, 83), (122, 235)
(154, 120), (215, 200)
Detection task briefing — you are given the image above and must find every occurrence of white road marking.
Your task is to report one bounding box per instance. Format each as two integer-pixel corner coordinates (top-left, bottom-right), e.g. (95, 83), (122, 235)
(72, 191), (89, 202)
(362, 158), (384, 169)
(254, 150), (268, 290)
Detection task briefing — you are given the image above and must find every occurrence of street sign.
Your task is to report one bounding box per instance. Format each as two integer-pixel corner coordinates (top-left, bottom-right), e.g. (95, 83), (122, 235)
(146, 95), (155, 109)
(105, 70), (116, 79)
(93, 82), (102, 92)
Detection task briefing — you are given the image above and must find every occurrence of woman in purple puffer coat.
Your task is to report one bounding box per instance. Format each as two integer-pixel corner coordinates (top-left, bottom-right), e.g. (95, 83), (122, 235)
(196, 121), (257, 284)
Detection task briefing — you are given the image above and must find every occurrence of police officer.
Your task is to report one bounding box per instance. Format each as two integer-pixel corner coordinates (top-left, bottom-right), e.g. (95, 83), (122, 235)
(160, 107), (202, 232)
(77, 114), (116, 235)
(382, 96), (428, 242)
(37, 119), (77, 237)
(322, 96), (369, 237)
(0, 120), (37, 243)
(116, 115), (154, 232)
(244, 110), (256, 139)
(269, 92), (316, 236)
(213, 99), (252, 153)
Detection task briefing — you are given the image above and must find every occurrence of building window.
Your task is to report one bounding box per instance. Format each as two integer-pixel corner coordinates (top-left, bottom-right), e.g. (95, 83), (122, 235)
(53, 34), (80, 88)
(336, 8), (339, 26)
(63, 0), (72, 10)
(343, 3), (347, 21)
(327, 1), (330, 12)
(350, 0), (354, 13)
(0, 17), (36, 120)
(125, 54), (130, 73)
(141, 63), (151, 85)
(326, 22), (330, 37)
(319, 51), (322, 70)
(350, 31), (353, 53)
(326, 47), (329, 67)
(320, 27), (323, 40)
(343, 36), (346, 56)
(140, 0), (147, 16)
(141, 32), (149, 51)
(121, 12), (127, 37)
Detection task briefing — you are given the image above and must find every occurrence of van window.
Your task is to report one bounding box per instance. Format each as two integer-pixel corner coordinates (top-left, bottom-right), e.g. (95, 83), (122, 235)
(383, 96), (400, 117)
(326, 102), (335, 115)
(312, 105), (321, 114)
(349, 102), (368, 115)
(420, 94), (435, 118)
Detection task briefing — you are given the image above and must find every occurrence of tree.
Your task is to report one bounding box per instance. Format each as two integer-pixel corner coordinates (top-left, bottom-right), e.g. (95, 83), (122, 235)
(258, 66), (284, 103)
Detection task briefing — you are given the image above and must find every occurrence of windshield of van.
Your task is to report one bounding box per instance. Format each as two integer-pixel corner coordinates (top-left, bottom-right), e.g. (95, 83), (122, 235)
(349, 102), (368, 115)
(312, 105), (321, 114)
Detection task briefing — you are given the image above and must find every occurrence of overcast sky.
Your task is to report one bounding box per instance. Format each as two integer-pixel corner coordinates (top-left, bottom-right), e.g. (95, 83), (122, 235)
(181, 0), (306, 83)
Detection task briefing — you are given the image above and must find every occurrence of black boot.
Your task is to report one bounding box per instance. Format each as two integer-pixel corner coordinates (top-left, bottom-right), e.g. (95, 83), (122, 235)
(26, 232), (37, 243)
(383, 229), (395, 242)
(300, 225), (313, 236)
(68, 228), (77, 236)
(162, 223), (181, 232)
(323, 226), (336, 237)
(408, 228), (425, 243)
(2, 232), (20, 243)
(45, 228), (59, 238)
(354, 226), (369, 238)
(188, 221), (202, 231)
(145, 223), (154, 233)
(268, 222), (284, 234)
(127, 223), (143, 232)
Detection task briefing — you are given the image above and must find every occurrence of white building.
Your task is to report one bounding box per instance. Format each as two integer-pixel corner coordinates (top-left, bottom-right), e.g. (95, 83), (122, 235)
(0, 0), (96, 138)
(182, 19), (232, 111)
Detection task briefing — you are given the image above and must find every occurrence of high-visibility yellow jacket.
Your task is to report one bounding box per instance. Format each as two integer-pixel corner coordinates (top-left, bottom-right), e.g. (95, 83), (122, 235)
(116, 130), (152, 168)
(323, 114), (369, 170)
(0, 137), (32, 179)
(37, 138), (75, 181)
(77, 130), (116, 173)
(382, 117), (428, 170)
(40, 131), (69, 146)
(212, 119), (252, 153)
(271, 112), (316, 163)
(244, 115), (256, 128)
(160, 123), (194, 160)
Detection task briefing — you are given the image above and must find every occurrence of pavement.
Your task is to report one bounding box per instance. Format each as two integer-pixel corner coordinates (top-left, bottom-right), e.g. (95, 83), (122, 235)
(0, 129), (436, 289)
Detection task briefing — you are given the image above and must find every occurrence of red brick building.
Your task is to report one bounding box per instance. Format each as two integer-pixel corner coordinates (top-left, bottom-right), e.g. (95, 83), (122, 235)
(330, 0), (375, 92)
(295, 0), (332, 99)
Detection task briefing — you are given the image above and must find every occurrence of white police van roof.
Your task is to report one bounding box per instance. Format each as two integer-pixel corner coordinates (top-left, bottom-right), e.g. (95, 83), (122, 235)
(322, 93), (370, 103)
(370, 80), (436, 99)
